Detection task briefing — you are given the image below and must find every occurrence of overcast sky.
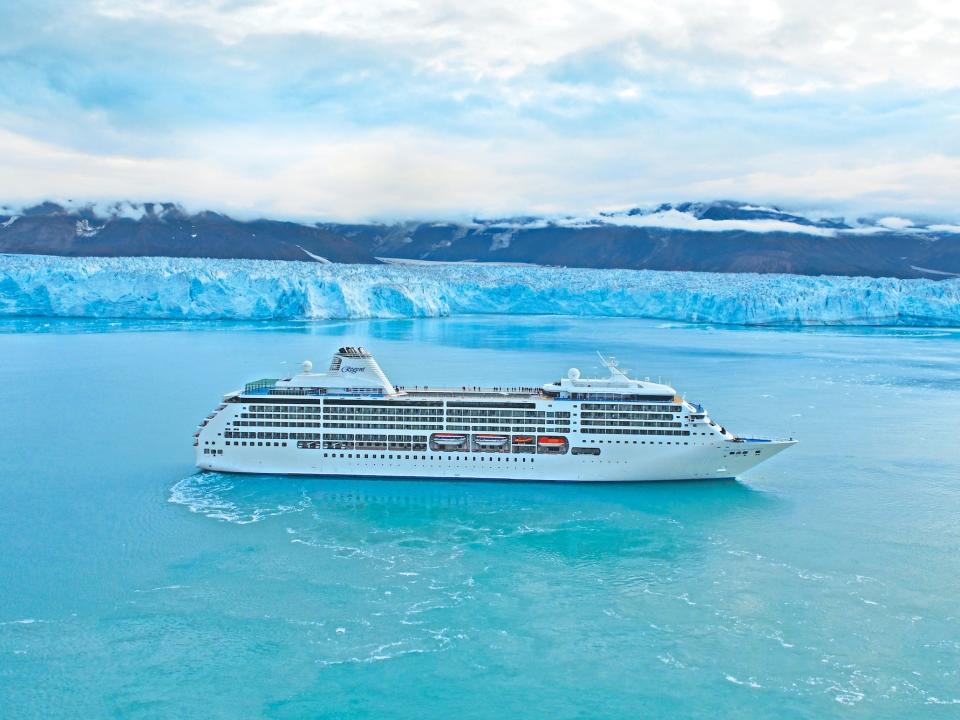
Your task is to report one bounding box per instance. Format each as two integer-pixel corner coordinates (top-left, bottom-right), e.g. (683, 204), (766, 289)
(1, 0), (958, 220)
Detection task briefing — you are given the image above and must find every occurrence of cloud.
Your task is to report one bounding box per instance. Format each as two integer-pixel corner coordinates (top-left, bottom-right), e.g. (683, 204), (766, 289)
(687, 156), (960, 217)
(594, 209), (837, 236)
(0, 1), (959, 219)
(876, 216), (914, 230)
(91, 0), (960, 93)
(3, 124), (959, 223)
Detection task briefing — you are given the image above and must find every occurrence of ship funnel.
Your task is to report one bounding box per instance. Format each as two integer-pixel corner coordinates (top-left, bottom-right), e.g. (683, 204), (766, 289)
(327, 346), (394, 392)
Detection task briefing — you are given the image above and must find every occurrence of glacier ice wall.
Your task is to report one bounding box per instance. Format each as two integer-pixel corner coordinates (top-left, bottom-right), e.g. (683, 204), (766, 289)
(1, 254), (958, 326)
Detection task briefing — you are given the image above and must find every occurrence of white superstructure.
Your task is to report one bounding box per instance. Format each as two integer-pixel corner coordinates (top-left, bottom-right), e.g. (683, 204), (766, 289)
(194, 347), (796, 482)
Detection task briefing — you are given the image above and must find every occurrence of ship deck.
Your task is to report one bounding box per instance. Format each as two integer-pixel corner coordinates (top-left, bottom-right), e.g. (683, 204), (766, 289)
(394, 386), (543, 400)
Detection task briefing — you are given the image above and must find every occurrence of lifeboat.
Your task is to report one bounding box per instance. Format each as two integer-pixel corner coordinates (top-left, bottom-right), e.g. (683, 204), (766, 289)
(538, 436), (567, 445)
(474, 434), (508, 447)
(512, 436), (534, 444)
(432, 433), (467, 447)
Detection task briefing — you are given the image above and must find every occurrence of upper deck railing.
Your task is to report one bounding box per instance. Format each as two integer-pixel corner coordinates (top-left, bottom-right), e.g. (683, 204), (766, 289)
(238, 381), (676, 402)
(396, 385), (543, 400)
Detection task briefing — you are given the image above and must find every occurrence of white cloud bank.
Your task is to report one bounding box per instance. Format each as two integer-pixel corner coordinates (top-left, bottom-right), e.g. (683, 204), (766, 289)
(95, 0), (960, 95)
(593, 209), (837, 236)
(3, 126), (960, 223)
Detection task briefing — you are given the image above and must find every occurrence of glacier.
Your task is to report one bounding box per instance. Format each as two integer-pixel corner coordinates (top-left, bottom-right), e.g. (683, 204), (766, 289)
(1, 254), (959, 326)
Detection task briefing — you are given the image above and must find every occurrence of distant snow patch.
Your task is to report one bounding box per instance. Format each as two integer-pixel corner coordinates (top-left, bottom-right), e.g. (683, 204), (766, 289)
(844, 226), (892, 236)
(75, 219), (102, 238)
(910, 266), (960, 277)
(488, 219), (549, 230)
(296, 245), (331, 263)
(0, 215), (18, 229)
(489, 230), (514, 251)
(375, 257), (540, 267)
(739, 204), (781, 213)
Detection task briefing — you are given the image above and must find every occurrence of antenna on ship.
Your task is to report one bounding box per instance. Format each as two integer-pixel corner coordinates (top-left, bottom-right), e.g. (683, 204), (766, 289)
(597, 351), (629, 378)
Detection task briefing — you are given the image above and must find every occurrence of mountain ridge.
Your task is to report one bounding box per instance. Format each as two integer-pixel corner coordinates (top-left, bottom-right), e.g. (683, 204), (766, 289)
(2, 200), (959, 278)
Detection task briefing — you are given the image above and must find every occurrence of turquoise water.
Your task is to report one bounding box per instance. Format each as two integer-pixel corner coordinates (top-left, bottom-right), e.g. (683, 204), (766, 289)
(1, 316), (959, 718)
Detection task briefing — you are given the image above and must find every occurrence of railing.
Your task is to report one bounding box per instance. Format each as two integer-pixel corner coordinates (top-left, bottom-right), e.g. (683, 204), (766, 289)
(267, 386), (323, 396)
(396, 385), (543, 399)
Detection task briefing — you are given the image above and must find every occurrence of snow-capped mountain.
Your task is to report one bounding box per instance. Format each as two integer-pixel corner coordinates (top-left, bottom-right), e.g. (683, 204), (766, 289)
(2, 200), (959, 278)
(0, 201), (375, 264)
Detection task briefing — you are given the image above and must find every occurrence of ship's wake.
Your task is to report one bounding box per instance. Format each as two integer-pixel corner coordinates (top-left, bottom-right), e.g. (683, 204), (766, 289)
(169, 472), (313, 524)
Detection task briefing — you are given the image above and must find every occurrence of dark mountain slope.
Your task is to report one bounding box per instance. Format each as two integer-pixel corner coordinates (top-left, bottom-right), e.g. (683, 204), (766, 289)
(0, 203), (378, 263)
(2, 200), (959, 278)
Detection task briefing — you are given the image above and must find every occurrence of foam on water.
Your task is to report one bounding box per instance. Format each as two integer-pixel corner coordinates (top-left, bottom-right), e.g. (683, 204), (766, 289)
(168, 472), (312, 524)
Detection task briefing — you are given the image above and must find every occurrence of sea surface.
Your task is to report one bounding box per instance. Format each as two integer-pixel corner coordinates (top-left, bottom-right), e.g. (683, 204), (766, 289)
(1, 315), (958, 718)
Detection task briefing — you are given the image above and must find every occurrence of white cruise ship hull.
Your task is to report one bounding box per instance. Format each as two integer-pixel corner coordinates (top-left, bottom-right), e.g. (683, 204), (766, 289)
(194, 347), (797, 483)
(197, 439), (795, 483)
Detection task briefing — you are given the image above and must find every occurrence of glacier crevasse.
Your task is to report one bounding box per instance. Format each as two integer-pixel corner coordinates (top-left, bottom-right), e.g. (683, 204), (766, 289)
(1, 254), (958, 326)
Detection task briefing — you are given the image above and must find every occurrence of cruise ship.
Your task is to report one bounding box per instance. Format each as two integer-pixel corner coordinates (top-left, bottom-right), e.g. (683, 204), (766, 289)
(194, 347), (796, 482)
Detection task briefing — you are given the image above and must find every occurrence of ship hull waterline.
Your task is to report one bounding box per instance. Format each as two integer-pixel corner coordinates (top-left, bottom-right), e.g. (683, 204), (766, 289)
(197, 439), (796, 483)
